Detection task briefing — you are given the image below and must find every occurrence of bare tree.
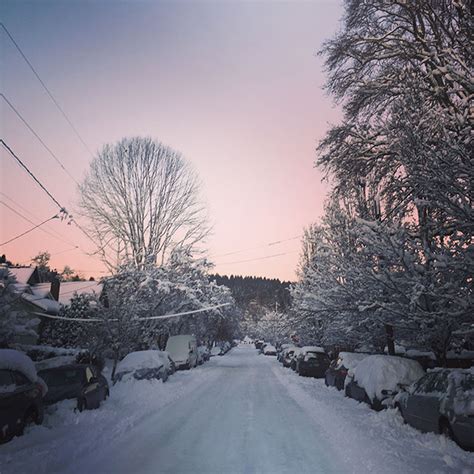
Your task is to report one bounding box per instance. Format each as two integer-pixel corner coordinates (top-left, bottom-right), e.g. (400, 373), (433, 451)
(78, 137), (210, 270)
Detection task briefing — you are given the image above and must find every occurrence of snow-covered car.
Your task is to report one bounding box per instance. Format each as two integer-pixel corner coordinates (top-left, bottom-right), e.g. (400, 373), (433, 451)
(395, 368), (474, 451)
(282, 347), (297, 368)
(39, 364), (109, 411)
(290, 348), (303, 370)
(114, 350), (172, 383)
(325, 352), (369, 390)
(197, 345), (210, 364)
(263, 345), (277, 356)
(295, 346), (330, 377)
(345, 355), (424, 411)
(210, 342), (231, 357)
(277, 344), (292, 362)
(0, 349), (46, 442)
(166, 335), (198, 369)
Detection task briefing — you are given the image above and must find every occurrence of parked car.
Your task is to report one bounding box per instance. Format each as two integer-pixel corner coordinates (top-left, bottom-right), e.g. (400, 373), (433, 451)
(325, 352), (369, 390)
(39, 364), (108, 411)
(345, 355), (424, 411)
(290, 348), (303, 370)
(255, 340), (265, 351)
(114, 350), (172, 384)
(395, 369), (474, 451)
(277, 344), (292, 362)
(197, 346), (210, 364)
(166, 335), (198, 369)
(263, 345), (277, 356)
(282, 347), (297, 368)
(0, 349), (46, 442)
(295, 346), (330, 377)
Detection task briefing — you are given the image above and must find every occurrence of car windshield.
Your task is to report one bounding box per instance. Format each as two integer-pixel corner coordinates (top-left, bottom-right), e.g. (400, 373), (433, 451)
(40, 368), (85, 387)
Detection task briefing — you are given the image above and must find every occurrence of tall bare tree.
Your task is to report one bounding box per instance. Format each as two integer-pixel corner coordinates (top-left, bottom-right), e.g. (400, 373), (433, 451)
(78, 137), (209, 270)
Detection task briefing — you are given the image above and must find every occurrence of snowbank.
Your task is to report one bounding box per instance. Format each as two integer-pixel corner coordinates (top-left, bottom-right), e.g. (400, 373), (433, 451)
(351, 355), (424, 402)
(0, 349), (38, 382)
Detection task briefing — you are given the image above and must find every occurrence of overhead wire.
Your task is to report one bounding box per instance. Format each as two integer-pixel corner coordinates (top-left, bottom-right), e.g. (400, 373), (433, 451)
(212, 235), (302, 259)
(0, 140), (114, 264)
(0, 214), (59, 246)
(1, 198), (78, 248)
(0, 22), (94, 158)
(0, 139), (66, 211)
(1, 93), (80, 186)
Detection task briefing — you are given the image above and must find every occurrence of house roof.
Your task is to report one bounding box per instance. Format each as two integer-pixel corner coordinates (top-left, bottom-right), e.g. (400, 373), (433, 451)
(34, 281), (103, 306)
(8, 267), (36, 286)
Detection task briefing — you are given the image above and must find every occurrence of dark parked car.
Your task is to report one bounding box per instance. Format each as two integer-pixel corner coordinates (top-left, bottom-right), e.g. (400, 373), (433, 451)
(0, 349), (46, 443)
(0, 369), (45, 442)
(345, 355), (424, 411)
(38, 364), (109, 411)
(325, 352), (368, 390)
(255, 340), (265, 351)
(295, 346), (330, 377)
(395, 369), (474, 451)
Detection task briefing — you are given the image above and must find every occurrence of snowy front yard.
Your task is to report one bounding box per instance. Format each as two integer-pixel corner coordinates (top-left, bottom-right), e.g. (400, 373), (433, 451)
(1, 346), (473, 474)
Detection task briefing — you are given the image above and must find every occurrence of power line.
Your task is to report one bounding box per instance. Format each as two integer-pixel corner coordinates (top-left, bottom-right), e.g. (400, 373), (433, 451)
(0, 139), (67, 212)
(217, 250), (299, 266)
(212, 235), (302, 258)
(0, 140), (113, 263)
(0, 214), (59, 246)
(0, 22), (94, 158)
(1, 94), (80, 186)
(0, 199), (78, 248)
(31, 303), (231, 322)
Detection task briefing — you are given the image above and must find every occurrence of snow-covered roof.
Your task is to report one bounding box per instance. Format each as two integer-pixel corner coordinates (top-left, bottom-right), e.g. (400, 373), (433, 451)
(301, 346), (325, 354)
(0, 349), (38, 382)
(34, 281), (103, 306)
(21, 292), (60, 314)
(8, 267), (36, 286)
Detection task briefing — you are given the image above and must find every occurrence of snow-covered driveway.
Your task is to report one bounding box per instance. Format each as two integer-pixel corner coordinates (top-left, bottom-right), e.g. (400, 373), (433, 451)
(1, 346), (473, 474)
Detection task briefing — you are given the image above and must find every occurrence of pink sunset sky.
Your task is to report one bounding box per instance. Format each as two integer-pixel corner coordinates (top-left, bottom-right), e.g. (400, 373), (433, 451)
(1, 0), (343, 281)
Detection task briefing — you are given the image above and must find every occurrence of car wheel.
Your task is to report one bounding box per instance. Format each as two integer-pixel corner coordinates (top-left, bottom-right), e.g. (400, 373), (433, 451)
(440, 419), (457, 442)
(19, 407), (38, 435)
(77, 398), (87, 412)
(394, 404), (406, 423)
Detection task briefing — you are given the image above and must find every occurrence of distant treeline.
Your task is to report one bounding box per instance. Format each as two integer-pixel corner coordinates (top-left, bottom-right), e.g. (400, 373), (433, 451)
(210, 274), (292, 312)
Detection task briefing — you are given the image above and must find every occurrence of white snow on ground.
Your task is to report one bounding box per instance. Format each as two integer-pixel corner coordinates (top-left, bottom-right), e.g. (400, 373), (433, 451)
(272, 359), (474, 474)
(1, 345), (473, 474)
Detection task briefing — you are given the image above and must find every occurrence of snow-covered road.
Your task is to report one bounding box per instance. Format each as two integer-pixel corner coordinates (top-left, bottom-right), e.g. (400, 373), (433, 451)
(1, 346), (473, 474)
